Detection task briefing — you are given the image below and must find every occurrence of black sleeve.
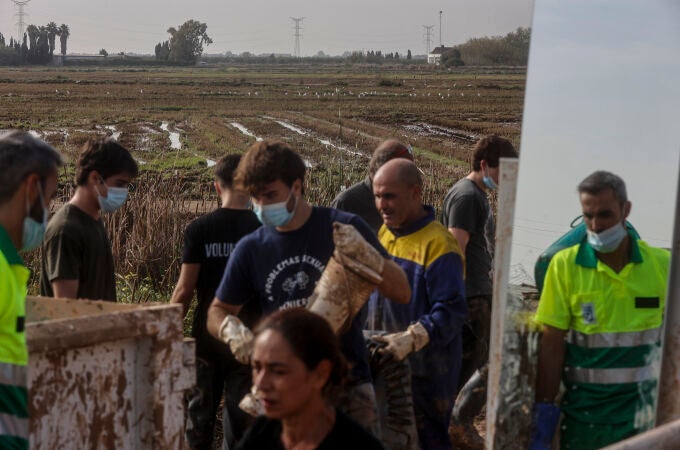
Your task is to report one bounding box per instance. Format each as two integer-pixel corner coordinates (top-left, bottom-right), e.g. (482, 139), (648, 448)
(443, 192), (480, 233)
(181, 221), (203, 264)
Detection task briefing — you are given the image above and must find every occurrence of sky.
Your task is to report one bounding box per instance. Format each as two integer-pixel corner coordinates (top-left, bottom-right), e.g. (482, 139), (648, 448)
(509, 0), (680, 284)
(0, 0), (533, 55)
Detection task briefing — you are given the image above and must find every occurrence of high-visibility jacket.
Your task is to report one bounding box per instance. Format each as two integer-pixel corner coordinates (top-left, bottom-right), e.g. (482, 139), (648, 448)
(534, 232), (670, 427)
(0, 225), (29, 450)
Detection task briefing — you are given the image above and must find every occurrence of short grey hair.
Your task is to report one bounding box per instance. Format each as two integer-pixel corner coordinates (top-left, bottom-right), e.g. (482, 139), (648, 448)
(577, 170), (627, 205)
(0, 131), (63, 204)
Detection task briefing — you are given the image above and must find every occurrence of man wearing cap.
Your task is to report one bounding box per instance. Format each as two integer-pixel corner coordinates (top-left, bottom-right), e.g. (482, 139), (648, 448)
(530, 171), (670, 449)
(0, 131), (62, 450)
(332, 139), (414, 233)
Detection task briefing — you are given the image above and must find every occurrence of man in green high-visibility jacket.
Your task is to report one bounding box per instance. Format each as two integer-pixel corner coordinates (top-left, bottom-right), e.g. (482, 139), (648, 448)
(0, 131), (62, 450)
(530, 170), (670, 450)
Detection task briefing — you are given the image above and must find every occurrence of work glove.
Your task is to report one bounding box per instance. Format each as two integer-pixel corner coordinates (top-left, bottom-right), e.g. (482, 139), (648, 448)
(218, 315), (254, 365)
(239, 386), (265, 417)
(372, 322), (429, 362)
(528, 402), (560, 450)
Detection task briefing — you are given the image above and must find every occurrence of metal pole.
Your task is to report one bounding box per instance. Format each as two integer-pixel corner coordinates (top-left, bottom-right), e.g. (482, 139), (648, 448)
(439, 11), (443, 47)
(655, 156), (680, 424)
(486, 158), (519, 449)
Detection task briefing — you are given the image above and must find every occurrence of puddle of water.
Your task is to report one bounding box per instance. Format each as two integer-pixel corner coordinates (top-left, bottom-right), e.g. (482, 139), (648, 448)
(137, 159), (147, 165)
(29, 130), (41, 138)
(319, 139), (366, 158)
(161, 122), (182, 149)
(104, 125), (122, 141)
(230, 122), (263, 141)
(275, 120), (308, 136)
(206, 159), (216, 167)
(402, 123), (477, 142)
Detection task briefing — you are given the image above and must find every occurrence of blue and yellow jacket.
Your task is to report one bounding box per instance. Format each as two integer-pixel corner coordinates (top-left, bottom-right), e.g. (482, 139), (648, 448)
(367, 206), (467, 387)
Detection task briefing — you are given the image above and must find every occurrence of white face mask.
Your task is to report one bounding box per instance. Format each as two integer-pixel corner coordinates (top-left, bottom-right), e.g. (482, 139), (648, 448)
(95, 178), (129, 213)
(586, 222), (627, 253)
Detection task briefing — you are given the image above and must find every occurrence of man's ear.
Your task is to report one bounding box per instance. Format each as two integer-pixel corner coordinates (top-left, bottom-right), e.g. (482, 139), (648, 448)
(214, 181), (222, 197)
(623, 201), (632, 220)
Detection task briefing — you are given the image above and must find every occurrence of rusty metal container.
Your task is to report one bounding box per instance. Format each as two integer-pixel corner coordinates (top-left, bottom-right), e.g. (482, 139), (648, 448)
(25, 296), (195, 449)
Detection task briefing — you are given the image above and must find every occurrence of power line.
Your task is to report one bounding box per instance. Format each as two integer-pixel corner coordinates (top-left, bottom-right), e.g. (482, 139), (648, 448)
(291, 17), (304, 58)
(423, 25), (434, 55)
(12, 0), (31, 43)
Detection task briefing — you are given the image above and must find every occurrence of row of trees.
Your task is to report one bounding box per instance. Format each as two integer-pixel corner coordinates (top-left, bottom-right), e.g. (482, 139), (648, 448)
(347, 49), (413, 63)
(155, 20), (212, 64)
(441, 27), (530, 67)
(0, 22), (70, 65)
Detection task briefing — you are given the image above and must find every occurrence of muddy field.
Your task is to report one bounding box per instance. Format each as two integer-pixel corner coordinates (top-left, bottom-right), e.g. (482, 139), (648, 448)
(1, 63), (526, 299)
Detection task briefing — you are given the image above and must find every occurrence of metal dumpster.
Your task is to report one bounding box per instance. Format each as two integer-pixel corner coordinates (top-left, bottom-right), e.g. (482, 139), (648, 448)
(26, 296), (196, 449)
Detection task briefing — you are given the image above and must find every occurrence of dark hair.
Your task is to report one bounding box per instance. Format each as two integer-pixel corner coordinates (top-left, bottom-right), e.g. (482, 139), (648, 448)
(578, 170), (628, 205)
(0, 131), (63, 203)
(471, 135), (517, 171)
(235, 141), (306, 195)
(254, 308), (348, 392)
(76, 138), (138, 186)
(368, 139), (414, 178)
(213, 154), (242, 188)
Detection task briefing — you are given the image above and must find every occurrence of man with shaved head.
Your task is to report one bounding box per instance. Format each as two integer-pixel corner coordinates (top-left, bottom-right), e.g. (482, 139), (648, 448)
(331, 139), (414, 232)
(368, 158), (467, 450)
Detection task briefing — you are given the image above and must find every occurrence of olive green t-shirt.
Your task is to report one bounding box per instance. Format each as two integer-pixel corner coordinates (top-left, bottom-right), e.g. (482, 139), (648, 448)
(40, 203), (116, 301)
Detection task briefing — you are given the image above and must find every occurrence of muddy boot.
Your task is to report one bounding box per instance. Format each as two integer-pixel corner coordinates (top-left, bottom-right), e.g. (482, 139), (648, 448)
(450, 366), (488, 450)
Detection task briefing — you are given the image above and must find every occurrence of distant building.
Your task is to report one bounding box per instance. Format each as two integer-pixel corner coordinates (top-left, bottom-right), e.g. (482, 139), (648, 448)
(427, 46), (453, 65)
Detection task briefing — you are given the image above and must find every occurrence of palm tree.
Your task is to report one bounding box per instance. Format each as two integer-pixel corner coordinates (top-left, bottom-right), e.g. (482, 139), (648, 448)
(58, 24), (69, 56)
(46, 22), (59, 55)
(25, 24), (38, 51)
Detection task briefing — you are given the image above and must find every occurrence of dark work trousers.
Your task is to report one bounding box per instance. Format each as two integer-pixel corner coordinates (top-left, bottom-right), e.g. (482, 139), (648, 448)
(452, 295), (491, 423)
(185, 355), (253, 450)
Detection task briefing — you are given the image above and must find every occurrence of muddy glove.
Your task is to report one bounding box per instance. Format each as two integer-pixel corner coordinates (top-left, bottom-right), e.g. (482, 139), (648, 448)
(218, 315), (254, 365)
(529, 402), (560, 450)
(239, 385), (264, 417)
(308, 222), (383, 334)
(372, 322), (429, 362)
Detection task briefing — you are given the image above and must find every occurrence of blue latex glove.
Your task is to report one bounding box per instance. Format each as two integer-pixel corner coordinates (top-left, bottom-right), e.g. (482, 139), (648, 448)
(528, 402), (560, 450)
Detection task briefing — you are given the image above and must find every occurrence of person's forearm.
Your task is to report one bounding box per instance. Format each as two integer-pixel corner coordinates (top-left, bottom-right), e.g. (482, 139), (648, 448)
(169, 286), (193, 317)
(51, 279), (79, 299)
(207, 298), (242, 339)
(377, 259), (411, 304)
(536, 326), (566, 402)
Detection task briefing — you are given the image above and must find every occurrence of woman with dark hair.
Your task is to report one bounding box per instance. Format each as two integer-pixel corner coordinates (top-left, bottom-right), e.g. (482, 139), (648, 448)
(236, 308), (384, 450)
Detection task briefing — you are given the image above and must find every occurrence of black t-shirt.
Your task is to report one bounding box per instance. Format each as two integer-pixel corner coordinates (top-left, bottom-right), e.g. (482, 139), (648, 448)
(181, 208), (261, 357)
(235, 410), (385, 450)
(331, 178), (382, 233)
(41, 204), (116, 301)
(441, 178), (494, 297)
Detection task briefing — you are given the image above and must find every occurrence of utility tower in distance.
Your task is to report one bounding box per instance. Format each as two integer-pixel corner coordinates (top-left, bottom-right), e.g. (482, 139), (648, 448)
(291, 17), (304, 58)
(12, 0), (32, 42)
(423, 25), (434, 55)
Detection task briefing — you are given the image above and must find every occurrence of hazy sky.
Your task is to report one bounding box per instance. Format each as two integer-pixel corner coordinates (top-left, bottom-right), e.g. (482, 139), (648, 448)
(510, 0), (680, 284)
(0, 0), (533, 55)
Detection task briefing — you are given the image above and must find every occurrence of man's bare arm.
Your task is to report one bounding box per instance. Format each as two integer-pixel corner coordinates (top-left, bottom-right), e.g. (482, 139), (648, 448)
(207, 298), (243, 339)
(448, 227), (470, 255)
(170, 263), (200, 317)
(377, 258), (411, 304)
(535, 324), (567, 402)
(51, 279), (79, 299)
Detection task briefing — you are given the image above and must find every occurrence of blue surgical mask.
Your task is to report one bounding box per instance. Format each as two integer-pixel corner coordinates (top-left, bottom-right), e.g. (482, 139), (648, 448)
(22, 181), (48, 252)
(587, 222), (627, 253)
(253, 190), (297, 227)
(97, 179), (129, 213)
(483, 168), (498, 190)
